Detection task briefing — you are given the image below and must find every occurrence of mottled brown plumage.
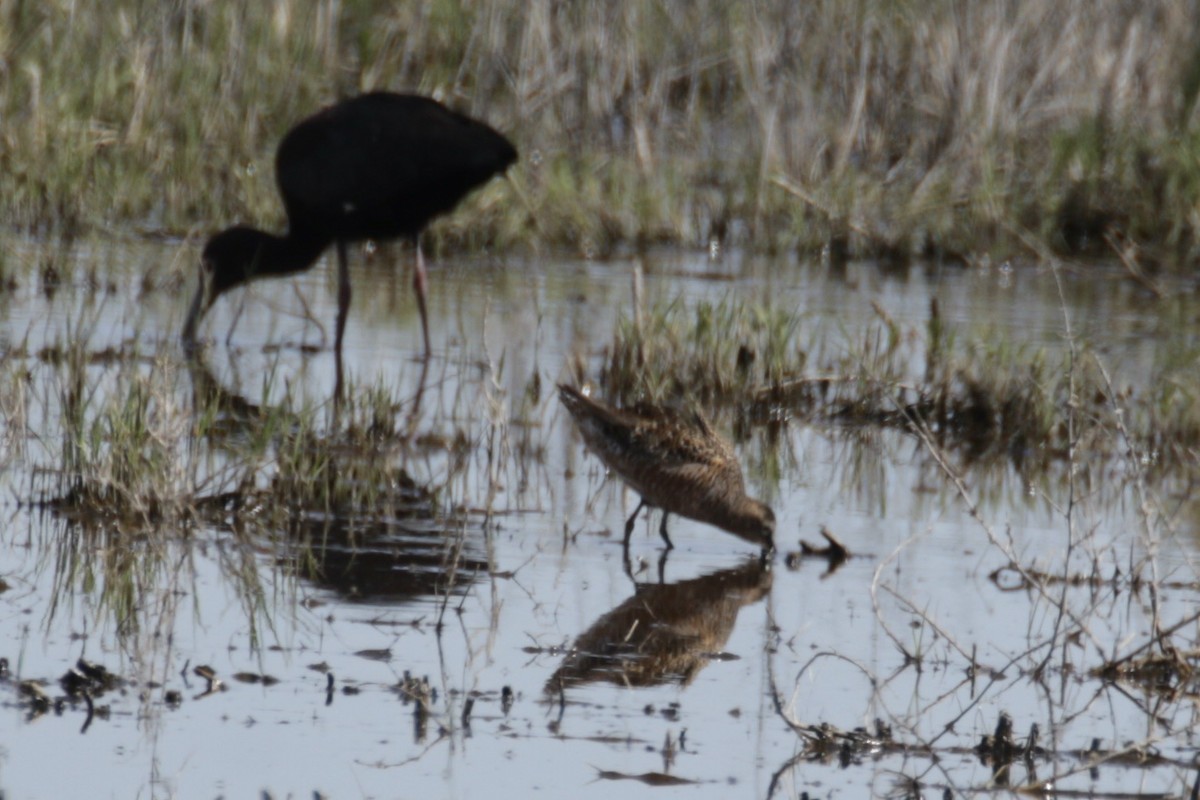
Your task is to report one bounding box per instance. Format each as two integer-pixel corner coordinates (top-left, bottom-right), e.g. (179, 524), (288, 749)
(558, 384), (775, 552)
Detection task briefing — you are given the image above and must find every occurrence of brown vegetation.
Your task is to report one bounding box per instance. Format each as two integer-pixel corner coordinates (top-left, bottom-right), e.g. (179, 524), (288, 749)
(3, 3), (1200, 263)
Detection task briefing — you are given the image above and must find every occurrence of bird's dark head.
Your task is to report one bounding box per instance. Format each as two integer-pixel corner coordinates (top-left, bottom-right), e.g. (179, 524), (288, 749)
(734, 499), (776, 551)
(203, 226), (273, 297)
(181, 226), (272, 345)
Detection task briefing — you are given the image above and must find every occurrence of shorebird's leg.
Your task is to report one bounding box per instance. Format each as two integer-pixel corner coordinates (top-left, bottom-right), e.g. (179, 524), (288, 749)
(656, 548), (670, 584)
(658, 512), (674, 550)
(413, 236), (432, 359)
(657, 513), (676, 551)
(334, 240), (351, 403)
(623, 499), (647, 546)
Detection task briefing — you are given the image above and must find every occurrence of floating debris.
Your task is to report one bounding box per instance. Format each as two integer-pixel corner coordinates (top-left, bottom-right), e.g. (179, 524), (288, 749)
(232, 672), (280, 686)
(192, 665), (223, 696)
(594, 768), (698, 787)
(785, 526), (851, 576)
(19, 681), (51, 717)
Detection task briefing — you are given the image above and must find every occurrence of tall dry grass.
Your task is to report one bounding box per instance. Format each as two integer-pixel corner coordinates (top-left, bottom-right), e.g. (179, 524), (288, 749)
(3, 1), (1200, 261)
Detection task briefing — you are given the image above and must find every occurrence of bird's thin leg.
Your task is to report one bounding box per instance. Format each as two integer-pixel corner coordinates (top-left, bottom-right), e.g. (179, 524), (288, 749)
(658, 513), (674, 550)
(403, 357), (431, 445)
(623, 499), (647, 547)
(622, 547), (636, 582)
(181, 269), (210, 351)
(224, 292), (246, 346)
(335, 240), (351, 402)
(335, 240), (352, 350)
(413, 237), (432, 359)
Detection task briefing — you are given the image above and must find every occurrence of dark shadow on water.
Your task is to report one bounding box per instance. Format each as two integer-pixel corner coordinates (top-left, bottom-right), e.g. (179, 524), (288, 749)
(545, 556), (771, 692)
(185, 344), (430, 441)
(282, 517), (487, 604)
(185, 351), (481, 605)
(186, 349), (276, 435)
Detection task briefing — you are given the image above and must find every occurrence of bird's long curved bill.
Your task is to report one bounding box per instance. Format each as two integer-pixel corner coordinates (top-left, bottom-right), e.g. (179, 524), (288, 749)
(181, 269), (213, 348)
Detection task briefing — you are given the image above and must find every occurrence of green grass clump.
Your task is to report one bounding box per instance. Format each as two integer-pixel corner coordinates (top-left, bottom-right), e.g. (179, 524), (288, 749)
(591, 293), (1200, 479)
(262, 388), (439, 524)
(600, 298), (804, 407)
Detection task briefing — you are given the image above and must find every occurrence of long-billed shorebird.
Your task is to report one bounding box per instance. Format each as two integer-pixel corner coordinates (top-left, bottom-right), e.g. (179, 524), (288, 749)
(558, 384), (775, 553)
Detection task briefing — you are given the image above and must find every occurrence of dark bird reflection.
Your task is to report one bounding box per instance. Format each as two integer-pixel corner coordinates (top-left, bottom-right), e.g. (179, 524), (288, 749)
(186, 350), (273, 435)
(546, 557), (771, 692)
(185, 354), (484, 605)
(284, 517), (487, 604)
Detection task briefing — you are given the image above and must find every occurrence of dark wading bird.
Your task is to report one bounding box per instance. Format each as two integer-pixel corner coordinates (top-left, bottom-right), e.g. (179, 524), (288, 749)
(558, 384), (775, 555)
(181, 92), (517, 392)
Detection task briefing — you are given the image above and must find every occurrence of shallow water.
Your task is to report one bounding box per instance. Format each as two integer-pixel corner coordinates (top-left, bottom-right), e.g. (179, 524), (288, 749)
(0, 237), (1197, 798)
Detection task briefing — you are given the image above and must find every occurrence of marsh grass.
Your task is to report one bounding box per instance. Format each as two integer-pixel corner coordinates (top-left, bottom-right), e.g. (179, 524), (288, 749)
(6, 2), (1200, 264)
(601, 296), (803, 406)
(594, 288), (1200, 485)
(763, 277), (1200, 796)
(16, 303), (527, 637)
(3, 251), (1198, 793)
(258, 393), (438, 530)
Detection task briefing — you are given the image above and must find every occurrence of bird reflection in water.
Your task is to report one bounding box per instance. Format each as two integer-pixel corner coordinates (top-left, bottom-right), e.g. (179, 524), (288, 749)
(184, 355), (484, 605)
(282, 515), (487, 604)
(186, 341), (431, 440)
(545, 557), (771, 692)
(185, 350), (275, 437)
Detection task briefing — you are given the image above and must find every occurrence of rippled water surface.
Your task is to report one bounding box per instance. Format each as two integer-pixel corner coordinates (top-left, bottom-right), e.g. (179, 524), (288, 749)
(0, 237), (1197, 798)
